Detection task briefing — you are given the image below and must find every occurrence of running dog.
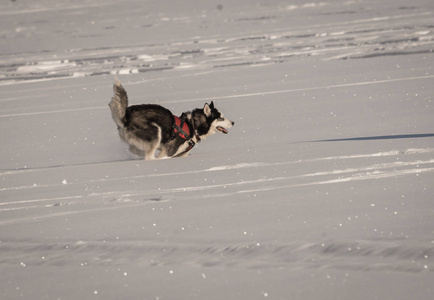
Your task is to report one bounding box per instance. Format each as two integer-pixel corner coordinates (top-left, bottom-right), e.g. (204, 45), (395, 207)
(109, 80), (234, 160)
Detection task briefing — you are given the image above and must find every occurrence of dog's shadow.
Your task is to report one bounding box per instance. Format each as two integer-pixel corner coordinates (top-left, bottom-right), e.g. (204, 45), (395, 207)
(302, 133), (434, 143)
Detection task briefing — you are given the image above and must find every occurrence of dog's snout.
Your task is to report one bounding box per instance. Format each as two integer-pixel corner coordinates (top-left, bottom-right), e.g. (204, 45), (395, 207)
(231, 121), (235, 126)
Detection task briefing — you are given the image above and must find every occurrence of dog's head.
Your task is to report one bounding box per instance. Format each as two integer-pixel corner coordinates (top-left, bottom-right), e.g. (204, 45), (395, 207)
(192, 101), (234, 139)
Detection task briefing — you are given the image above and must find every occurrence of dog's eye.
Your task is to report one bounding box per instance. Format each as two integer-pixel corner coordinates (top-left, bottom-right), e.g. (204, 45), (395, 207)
(217, 117), (224, 121)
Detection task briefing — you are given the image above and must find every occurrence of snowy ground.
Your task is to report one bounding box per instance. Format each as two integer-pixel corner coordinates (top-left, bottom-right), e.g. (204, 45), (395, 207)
(1, 0), (434, 299)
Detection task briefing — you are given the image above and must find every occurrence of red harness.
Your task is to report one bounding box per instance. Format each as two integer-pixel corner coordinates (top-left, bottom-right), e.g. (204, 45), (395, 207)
(173, 116), (199, 156)
(173, 116), (191, 140)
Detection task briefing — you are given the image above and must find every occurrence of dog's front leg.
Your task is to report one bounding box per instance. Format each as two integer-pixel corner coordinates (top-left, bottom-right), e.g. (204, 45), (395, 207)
(171, 140), (192, 158)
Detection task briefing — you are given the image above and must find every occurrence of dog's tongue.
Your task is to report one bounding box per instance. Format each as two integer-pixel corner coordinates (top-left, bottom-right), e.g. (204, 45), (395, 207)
(217, 126), (228, 134)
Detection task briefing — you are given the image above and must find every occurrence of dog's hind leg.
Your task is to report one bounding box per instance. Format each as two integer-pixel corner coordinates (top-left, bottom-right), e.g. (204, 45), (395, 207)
(125, 121), (162, 160)
(141, 123), (162, 160)
(129, 145), (145, 157)
(143, 143), (158, 160)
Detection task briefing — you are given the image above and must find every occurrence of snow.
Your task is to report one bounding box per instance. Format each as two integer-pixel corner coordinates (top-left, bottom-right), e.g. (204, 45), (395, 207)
(1, 0), (433, 299)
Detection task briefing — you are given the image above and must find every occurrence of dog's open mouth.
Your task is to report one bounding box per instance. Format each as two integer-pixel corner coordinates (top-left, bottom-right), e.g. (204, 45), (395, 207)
(217, 126), (228, 134)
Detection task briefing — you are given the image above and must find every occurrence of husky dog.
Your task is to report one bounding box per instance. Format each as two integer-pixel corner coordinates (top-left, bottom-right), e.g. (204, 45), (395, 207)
(109, 81), (234, 160)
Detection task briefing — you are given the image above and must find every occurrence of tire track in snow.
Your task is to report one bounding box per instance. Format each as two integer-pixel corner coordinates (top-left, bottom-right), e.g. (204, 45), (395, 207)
(0, 196), (82, 209)
(2, 148), (432, 186)
(236, 167), (434, 195)
(1, 8), (432, 84)
(1, 149), (433, 217)
(1, 238), (432, 273)
(0, 204), (143, 226)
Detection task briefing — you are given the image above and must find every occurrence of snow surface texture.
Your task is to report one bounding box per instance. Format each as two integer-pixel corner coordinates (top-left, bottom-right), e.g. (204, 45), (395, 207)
(1, 0), (433, 299)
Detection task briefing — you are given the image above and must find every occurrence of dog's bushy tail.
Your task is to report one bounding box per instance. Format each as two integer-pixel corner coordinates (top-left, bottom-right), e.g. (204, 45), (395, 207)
(109, 80), (128, 129)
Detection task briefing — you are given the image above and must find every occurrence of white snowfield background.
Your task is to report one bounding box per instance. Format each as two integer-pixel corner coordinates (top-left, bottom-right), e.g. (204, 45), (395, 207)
(1, 0), (433, 299)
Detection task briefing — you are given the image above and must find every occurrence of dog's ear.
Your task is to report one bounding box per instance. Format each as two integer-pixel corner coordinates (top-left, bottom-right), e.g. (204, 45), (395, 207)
(209, 101), (214, 109)
(203, 103), (212, 117)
